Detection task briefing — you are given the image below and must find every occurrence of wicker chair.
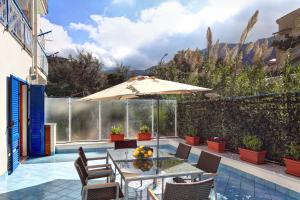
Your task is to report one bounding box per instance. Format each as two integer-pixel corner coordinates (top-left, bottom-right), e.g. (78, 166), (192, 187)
(78, 147), (111, 171)
(75, 157), (114, 186)
(74, 158), (123, 200)
(174, 143), (191, 160)
(195, 151), (221, 176)
(147, 178), (214, 200)
(173, 151), (221, 199)
(114, 140), (137, 149)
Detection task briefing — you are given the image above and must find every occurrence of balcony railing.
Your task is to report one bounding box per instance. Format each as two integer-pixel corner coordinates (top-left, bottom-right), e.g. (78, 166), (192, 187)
(0, 0), (48, 76)
(38, 41), (48, 75)
(0, 0), (32, 52)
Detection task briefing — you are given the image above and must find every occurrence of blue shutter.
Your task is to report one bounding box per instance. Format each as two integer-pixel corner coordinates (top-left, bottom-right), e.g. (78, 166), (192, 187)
(29, 85), (45, 156)
(8, 76), (20, 174)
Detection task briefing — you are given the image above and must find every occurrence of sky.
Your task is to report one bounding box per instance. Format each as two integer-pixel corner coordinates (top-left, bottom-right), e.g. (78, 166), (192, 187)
(42, 0), (300, 69)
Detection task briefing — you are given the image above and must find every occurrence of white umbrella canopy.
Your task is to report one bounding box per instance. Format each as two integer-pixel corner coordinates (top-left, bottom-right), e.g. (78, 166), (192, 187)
(81, 76), (211, 161)
(81, 76), (211, 101)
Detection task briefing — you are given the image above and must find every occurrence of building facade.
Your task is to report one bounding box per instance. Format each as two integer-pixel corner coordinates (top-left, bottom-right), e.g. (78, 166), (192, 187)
(273, 8), (300, 66)
(0, 0), (48, 176)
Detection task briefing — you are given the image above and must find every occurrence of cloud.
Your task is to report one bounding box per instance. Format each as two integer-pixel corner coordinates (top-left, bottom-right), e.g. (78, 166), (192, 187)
(43, 0), (300, 69)
(111, 0), (135, 6)
(41, 18), (117, 67)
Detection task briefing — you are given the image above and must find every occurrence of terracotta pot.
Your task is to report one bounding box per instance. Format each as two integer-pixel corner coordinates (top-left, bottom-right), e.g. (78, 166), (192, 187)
(185, 136), (200, 146)
(284, 158), (300, 177)
(238, 148), (266, 164)
(109, 133), (125, 142)
(207, 140), (225, 153)
(137, 132), (152, 141)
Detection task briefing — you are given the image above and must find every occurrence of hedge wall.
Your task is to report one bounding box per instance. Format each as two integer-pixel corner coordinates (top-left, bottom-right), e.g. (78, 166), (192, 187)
(177, 92), (300, 163)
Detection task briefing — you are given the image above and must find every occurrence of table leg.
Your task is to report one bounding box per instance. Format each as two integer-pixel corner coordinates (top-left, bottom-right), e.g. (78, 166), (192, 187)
(162, 178), (164, 198)
(121, 176), (123, 190)
(124, 180), (129, 199)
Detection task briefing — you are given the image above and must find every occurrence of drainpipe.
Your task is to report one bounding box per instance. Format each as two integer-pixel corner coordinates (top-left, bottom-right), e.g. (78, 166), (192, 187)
(32, 0), (38, 84)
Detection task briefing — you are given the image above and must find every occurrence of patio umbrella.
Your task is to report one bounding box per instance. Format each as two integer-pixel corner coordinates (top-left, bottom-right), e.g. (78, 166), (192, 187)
(81, 76), (211, 158)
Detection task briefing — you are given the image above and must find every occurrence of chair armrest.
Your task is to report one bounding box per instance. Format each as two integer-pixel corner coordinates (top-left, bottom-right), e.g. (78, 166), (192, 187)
(202, 172), (217, 177)
(87, 156), (107, 161)
(86, 164), (111, 170)
(147, 188), (160, 200)
(84, 182), (119, 190)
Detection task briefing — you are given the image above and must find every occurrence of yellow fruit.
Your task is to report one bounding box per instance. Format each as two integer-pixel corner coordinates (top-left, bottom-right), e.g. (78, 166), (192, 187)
(148, 150), (153, 156)
(133, 151), (139, 157)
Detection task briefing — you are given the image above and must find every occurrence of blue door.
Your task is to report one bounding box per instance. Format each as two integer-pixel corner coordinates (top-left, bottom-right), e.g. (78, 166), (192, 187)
(29, 85), (45, 156)
(8, 76), (20, 174)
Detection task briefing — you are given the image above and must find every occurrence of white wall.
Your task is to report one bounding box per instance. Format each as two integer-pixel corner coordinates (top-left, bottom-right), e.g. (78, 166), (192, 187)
(0, 24), (32, 176)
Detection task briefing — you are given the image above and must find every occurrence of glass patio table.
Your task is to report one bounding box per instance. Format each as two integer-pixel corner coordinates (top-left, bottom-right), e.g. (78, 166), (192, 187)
(107, 148), (203, 199)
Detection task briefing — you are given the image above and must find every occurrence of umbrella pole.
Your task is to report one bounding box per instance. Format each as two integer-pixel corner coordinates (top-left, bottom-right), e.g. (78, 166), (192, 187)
(156, 95), (160, 161)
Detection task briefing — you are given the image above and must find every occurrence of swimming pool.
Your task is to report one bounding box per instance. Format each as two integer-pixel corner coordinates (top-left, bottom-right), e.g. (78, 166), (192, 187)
(160, 144), (300, 200)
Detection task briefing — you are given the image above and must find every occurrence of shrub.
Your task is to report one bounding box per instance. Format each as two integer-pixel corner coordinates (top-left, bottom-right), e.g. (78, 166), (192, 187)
(111, 125), (123, 134)
(186, 129), (198, 137)
(286, 143), (300, 161)
(242, 135), (263, 151)
(139, 125), (150, 133)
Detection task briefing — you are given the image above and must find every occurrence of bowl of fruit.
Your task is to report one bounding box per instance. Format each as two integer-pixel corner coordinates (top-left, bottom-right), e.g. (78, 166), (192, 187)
(133, 159), (154, 171)
(133, 145), (153, 159)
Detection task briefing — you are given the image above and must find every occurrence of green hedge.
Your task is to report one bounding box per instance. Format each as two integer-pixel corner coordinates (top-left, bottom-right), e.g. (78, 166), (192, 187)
(178, 92), (300, 163)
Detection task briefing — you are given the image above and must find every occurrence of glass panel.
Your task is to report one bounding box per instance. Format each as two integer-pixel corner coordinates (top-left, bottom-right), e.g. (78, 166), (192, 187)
(107, 149), (201, 180)
(101, 100), (126, 139)
(71, 100), (99, 141)
(0, 0), (7, 25)
(128, 99), (153, 138)
(154, 100), (176, 137)
(8, 0), (25, 43)
(45, 98), (69, 142)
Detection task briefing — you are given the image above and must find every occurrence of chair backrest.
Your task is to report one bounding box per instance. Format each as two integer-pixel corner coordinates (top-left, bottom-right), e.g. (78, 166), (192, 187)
(78, 146), (88, 166)
(114, 140), (137, 149)
(74, 157), (88, 186)
(175, 143), (191, 160)
(196, 151), (221, 173)
(163, 178), (214, 200)
(85, 184), (120, 200)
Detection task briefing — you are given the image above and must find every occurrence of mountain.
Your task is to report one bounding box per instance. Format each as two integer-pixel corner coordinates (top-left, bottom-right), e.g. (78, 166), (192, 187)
(146, 37), (276, 74)
(105, 37), (276, 76)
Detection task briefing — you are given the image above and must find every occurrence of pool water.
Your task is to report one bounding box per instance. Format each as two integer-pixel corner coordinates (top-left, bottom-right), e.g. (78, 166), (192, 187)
(161, 145), (300, 200)
(0, 144), (299, 200)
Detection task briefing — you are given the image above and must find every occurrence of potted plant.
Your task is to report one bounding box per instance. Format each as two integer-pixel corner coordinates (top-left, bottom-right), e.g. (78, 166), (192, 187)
(109, 125), (125, 142)
(239, 135), (266, 164)
(137, 125), (152, 141)
(284, 143), (300, 177)
(207, 137), (225, 153)
(185, 129), (200, 146)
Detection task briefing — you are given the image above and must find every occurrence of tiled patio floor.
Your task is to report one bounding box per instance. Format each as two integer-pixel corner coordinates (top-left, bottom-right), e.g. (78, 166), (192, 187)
(0, 146), (299, 200)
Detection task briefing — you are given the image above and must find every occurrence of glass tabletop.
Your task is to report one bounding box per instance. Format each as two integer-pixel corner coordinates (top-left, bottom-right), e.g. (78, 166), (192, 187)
(107, 148), (203, 181)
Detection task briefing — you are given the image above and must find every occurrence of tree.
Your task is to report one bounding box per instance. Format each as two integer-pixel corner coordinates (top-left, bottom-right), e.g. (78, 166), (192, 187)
(46, 51), (107, 97)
